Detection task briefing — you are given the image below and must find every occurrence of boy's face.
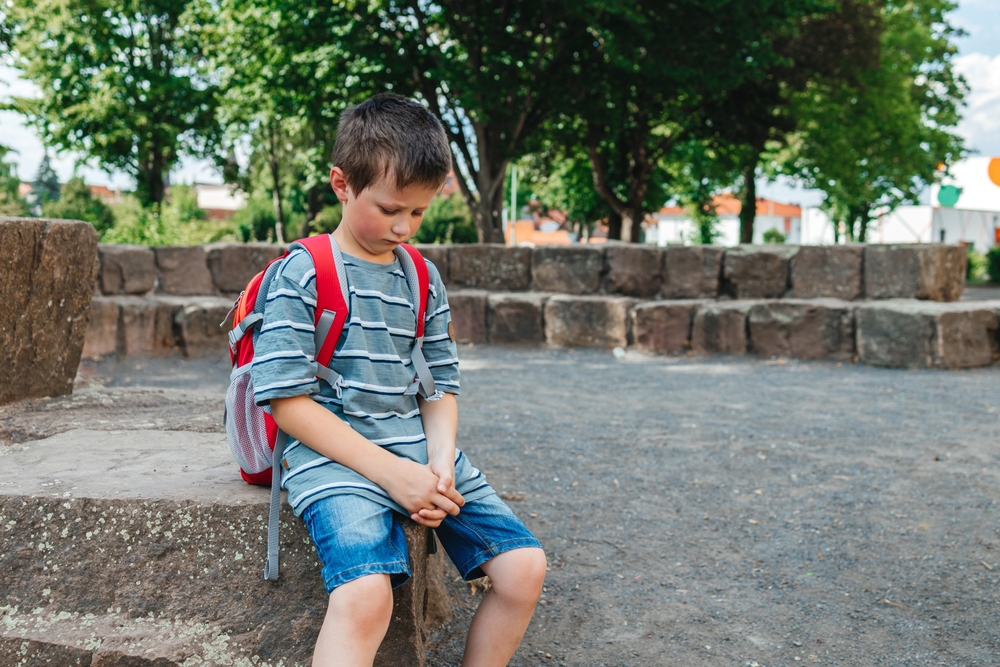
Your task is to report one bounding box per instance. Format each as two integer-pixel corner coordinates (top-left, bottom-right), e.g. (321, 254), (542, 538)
(330, 166), (439, 263)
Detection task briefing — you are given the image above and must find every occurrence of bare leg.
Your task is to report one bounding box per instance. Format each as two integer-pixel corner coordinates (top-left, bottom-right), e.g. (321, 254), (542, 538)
(461, 547), (546, 667)
(313, 573), (394, 667)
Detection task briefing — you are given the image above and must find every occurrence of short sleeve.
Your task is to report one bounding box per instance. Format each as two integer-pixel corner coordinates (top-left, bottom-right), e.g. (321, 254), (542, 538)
(250, 249), (322, 405)
(420, 258), (461, 395)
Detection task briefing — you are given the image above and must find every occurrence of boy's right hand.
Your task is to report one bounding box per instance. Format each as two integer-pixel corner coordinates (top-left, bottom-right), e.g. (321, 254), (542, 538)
(381, 458), (463, 528)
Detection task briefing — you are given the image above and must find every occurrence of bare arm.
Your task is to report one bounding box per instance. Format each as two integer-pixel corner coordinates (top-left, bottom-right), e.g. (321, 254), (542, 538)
(269, 394), (460, 526)
(419, 392), (459, 489)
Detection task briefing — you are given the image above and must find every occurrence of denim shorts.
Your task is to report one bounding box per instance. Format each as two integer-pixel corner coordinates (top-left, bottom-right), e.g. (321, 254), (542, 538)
(301, 491), (542, 594)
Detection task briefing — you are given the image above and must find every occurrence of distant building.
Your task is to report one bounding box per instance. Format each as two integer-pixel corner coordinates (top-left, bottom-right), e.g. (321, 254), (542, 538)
(651, 193), (802, 246)
(191, 183), (247, 220)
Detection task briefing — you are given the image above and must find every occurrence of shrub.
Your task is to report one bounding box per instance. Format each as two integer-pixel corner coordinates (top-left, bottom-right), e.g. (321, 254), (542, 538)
(987, 245), (1000, 284)
(411, 192), (477, 244)
(42, 177), (115, 234)
(966, 246), (987, 282)
(762, 227), (786, 244)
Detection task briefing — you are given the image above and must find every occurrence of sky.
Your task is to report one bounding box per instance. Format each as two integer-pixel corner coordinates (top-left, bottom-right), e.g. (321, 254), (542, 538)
(1, 1), (998, 208)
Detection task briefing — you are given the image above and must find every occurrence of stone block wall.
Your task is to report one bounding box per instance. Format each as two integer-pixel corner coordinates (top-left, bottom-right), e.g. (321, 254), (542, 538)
(78, 240), (997, 369)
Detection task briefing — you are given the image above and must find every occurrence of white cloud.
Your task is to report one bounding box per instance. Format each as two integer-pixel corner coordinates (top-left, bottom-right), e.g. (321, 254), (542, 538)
(954, 52), (1000, 157)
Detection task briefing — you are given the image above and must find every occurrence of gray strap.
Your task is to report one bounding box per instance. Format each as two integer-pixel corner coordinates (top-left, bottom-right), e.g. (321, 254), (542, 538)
(228, 313), (263, 348)
(410, 339), (437, 398)
(314, 309), (337, 354)
(404, 380), (420, 395)
(263, 430), (288, 581)
(327, 236), (350, 305)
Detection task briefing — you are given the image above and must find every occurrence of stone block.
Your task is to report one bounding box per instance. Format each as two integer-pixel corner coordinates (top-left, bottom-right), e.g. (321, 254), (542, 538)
(206, 242), (285, 294)
(531, 245), (604, 294)
(487, 293), (550, 343)
(448, 290), (488, 343)
(748, 299), (856, 361)
(412, 244), (449, 282)
(544, 295), (634, 348)
(856, 299), (1000, 369)
(98, 244), (156, 295)
(0, 426), (450, 666)
(662, 246), (723, 299)
(118, 297), (181, 357)
(82, 297), (121, 359)
(690, 301), (757, 354)
(864, 244), (966, 302)
(722, 245), (798, 299)
(630, 300), (708, 355)
(175, 298), (234, 357)
(155, 245), (215, 295)
(0, 218), (98, 405)
(789, 245), (864, 300)
(605, 244), (663, 297)
(448, 244), (532, 291)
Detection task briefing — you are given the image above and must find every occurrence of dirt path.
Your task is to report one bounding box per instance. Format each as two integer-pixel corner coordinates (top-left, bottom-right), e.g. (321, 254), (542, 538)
(3, 346), (997, 666)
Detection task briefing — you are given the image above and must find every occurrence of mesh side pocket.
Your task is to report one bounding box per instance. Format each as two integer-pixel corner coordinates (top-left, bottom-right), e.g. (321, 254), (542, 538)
(225, 364), (273, 474)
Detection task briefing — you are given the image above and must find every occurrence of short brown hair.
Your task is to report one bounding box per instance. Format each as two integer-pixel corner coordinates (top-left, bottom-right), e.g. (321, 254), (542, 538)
(332, 93), (452, 194)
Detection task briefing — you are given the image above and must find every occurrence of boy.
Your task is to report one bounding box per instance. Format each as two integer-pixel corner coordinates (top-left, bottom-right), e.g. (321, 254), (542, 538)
(251, 93), (545, 667)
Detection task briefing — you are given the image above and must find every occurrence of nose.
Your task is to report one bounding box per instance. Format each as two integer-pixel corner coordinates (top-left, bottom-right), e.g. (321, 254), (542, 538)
(391, 216), (411, 237)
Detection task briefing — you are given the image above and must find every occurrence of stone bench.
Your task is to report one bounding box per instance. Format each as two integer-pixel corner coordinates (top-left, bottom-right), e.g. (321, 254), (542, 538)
(0, 428), (450, 667)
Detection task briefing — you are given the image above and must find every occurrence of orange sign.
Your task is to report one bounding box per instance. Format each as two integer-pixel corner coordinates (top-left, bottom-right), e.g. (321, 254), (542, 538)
(989, 157), (1000, 187)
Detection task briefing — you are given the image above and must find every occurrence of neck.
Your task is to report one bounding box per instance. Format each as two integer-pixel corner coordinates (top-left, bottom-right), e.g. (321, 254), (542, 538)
(332, 225), (395, 263)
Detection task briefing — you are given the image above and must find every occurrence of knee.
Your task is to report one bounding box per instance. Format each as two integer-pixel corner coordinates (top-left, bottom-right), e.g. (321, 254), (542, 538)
(328, 575), (394, 635)
(489, 548), (546, 607)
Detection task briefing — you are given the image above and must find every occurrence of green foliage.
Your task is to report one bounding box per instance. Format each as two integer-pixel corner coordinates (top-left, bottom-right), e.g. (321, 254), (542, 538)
(10, 0), (218, 205)
(103, 196), (183, 246)
(231, 194), (279, 243)
(762, 228), (787, 244)
(307, 205), (342, 237)
(42, 177), (114, 233)
(784, 0), (966, 242)
(411, 194), (477, 245)
(513, 151), (612, 239)
(966, 247), (987, 282)
(986, 246), (1000, 285)
(0, 145), (28, 216)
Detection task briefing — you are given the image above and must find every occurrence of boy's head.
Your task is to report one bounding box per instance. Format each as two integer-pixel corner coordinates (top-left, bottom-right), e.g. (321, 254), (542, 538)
(331, 93), (452, 195)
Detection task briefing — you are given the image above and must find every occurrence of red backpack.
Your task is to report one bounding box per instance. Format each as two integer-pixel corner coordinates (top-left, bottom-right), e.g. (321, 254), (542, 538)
(222, 234), (434, 580)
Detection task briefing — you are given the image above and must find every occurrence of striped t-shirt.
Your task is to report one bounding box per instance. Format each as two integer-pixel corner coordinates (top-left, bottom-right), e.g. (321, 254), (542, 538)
(250, 245), (493, 516)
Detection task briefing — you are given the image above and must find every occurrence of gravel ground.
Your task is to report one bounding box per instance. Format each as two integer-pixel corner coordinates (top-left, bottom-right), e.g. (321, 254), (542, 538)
(4, 346), (998, 667)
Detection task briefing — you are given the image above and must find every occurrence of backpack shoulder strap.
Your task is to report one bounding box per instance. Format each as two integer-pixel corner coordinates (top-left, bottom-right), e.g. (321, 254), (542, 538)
(395, 243), (436, 398)
(293, 234), (349, 368)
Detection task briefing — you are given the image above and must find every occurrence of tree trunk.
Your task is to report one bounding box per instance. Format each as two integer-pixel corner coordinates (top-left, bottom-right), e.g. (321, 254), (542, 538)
(471, 178), (506, 243)
(858, 206), (871, 243)
(739, 156), (758, 245)
(300, 183), (323, 239)
(607, 211), (623, 240)
(267, 124), (286, 245)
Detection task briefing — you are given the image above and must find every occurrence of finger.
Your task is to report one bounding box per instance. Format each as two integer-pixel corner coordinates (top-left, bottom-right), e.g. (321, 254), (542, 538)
(431, 494), (461, 516)
(441, 486), (465, 507)
(410, 512), (443, 528)
(418, 507), (448, 521)
(437, 476), (454, 494)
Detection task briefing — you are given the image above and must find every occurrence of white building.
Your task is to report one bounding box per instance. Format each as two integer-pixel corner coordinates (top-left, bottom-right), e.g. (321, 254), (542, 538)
(192, 183), (247, 220)
(651, 194), (803, 246)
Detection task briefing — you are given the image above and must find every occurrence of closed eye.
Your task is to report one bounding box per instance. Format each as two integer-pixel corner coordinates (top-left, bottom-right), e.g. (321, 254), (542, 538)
(379, 207), (399, 215)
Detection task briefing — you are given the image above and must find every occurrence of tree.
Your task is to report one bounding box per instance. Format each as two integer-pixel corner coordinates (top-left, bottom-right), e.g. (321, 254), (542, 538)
(34, 154), (60, 205)
(411, 193), (478, 244)
(365, 0), (590, 243)
(785, 0), (965, 241)
(42, 177), (115, 233)
(10, 0), (217, 207)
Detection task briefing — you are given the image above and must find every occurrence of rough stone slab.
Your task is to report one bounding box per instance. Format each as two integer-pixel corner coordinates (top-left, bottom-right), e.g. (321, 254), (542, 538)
(662, 246), (723, 299)
(531, 246), (603, 295)
(412, 244), (449, 283)
(544, 295), (634, 348)
(856, 299), (1000, 369)
(691, 301), (758, 354)
(629, 300), (708, 355)
(82, 297), (121, 360)
(605, 244), (663, 297)
(487, 293), (550, 344)
(174, 298), (234, 357)
(118, 296), (182, 357)
(98, 244), (156, 295)
(448, 245), (532, 291)
(0, 428), (450, 667)
(448, 290), (488, 343)
(206, 242), (285, 294)
(722, 245), (798, 299)
(790, 245), (864, 300)
(0, 218), (99, 405)
(0, 638), (94, 666)
(154, 246), (215, 295)
(748, 299), (856, 361)
(864, 244), (966, 302)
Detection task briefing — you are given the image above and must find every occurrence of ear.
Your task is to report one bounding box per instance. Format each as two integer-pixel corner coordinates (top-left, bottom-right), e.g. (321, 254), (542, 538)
(330, 167), (350, 203)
